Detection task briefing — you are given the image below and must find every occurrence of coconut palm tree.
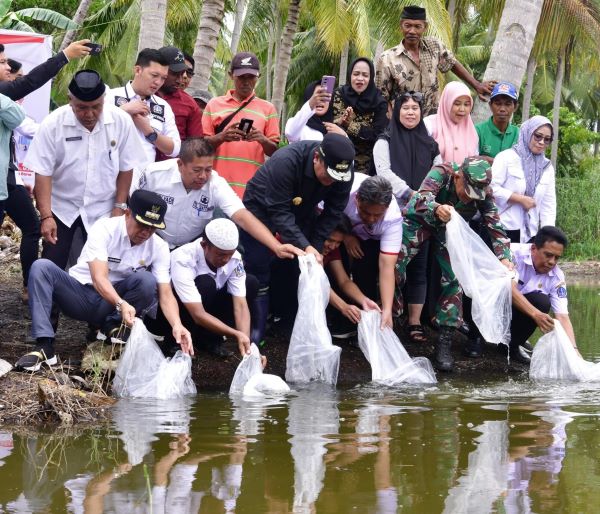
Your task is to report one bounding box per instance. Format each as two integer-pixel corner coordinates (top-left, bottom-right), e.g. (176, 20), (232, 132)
(138, 0), (167, 52)
(190, 0), (226, 91)
(60, 0), (94, 51)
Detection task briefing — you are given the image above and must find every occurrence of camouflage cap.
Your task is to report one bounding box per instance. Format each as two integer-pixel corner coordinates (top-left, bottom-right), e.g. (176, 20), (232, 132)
(459, 157), (491, 201)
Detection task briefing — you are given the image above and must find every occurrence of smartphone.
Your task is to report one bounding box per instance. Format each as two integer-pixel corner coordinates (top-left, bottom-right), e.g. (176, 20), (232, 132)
(321, 75), (336, 94)
(239, 118), (254, 134)
(85, 42), (103, 55)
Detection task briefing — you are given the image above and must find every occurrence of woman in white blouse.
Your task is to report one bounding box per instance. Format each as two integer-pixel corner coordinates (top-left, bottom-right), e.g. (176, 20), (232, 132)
(491, 115), (556, 243)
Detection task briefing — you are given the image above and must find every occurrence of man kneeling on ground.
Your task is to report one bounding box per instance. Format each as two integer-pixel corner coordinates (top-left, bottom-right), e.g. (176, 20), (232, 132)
(154, 218), (257, 358)
(17, 190), (193, 372)
(509, 225), (577, 364)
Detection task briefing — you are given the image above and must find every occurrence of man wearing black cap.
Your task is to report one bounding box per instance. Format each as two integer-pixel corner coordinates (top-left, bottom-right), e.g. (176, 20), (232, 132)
(24, 70), (139, 270)
(16, 190), (193, 372)
(156, 46), (203, 154)
(202, 51), (280, 199)
(241, 133), (355, 344)
(376, 5), (495, 116)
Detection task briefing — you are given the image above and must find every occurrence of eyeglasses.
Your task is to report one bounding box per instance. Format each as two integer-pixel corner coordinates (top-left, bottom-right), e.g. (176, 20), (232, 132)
(185, 68), (195, 77)
(532, 132), (553, 145)
(398, 91), (423, 103)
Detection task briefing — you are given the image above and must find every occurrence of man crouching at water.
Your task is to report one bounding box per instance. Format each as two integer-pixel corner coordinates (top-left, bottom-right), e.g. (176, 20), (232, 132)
(16, 190), (193, 372)
(509, 225), (577, 364)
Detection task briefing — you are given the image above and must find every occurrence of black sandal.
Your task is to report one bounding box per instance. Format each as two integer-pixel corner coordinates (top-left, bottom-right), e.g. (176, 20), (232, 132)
(408, 325), (427, 344)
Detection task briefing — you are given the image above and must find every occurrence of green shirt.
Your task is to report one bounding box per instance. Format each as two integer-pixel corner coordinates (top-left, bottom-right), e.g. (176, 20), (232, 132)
(475, 116), (519, 158)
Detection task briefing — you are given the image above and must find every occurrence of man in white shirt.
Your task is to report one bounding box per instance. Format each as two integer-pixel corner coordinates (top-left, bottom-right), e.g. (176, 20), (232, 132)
(160, 218), (257, 358)
(509, 225), (576, 364)
(106, 48), (181, 171)
(16, 190), (192, 372)
(24, 70), (139, 269)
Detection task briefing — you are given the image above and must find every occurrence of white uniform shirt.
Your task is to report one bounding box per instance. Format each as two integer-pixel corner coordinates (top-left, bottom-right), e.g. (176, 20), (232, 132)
(491, 148), (556, 241)
(511, 243), (568, 314)
(136, 160), (244, 248)
(284, 101), (325, 142)
(69, 216), (171, 285)
(23, 104), (139, 230)
(170, 239), (246, 304)
(344, 173), (403, 254)
(106, 81), (181, 169)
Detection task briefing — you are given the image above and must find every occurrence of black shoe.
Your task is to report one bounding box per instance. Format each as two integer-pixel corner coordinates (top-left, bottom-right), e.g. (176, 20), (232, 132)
(509, 346), (531, 365)
(331, 329), (358, 340)
(464, 336), (483, 358)
(433, 327), (454, 372)
(520, 341), (533, 353)
(207, 343), (233, 359)
(15, 347), (57, 372)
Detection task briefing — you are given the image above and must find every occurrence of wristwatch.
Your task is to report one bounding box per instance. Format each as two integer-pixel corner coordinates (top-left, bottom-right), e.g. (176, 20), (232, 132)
(145, 129), (158, 144)
(114, 202), (127, 210)
(115, 299), (124, 312)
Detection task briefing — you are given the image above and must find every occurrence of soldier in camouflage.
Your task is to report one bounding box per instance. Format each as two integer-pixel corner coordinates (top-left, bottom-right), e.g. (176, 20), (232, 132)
(396, 157), (512, 371)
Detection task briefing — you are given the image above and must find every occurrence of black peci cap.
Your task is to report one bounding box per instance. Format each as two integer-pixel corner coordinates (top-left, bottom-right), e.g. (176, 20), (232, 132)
(401, 5), (426, 20)
(68, 70), (106, 101)
(129, 190), (168, 229)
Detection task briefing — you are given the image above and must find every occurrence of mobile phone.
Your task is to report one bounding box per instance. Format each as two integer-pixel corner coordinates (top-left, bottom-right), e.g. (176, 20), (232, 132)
(239, 118), (254, 134)
(84, 42), (103, 55)
(321, 75), (336, 94)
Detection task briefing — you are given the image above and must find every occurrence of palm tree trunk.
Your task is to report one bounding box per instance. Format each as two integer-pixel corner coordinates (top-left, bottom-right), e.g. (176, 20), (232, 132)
(551, 51), (565, 168)
(222, 0), (246, 92)
(190, 0), (226, 91)
(338, 41), (349, 86)
(471, 0), (544, 123)
(271, 0), (301, 116)
(59, 0), (93, 51)
(521, 54), (536, 122)
(266, 25), (274, 101)
(137, 0), (167, 54)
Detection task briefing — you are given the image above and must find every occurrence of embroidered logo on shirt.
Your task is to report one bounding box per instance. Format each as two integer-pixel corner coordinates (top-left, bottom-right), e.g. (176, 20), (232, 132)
(114, 96), (129, 107)
(149, 102), (165, 122)
(192, 196), (213, 215)
(159, 194), (174, 205)
(233, 262), (245, 277)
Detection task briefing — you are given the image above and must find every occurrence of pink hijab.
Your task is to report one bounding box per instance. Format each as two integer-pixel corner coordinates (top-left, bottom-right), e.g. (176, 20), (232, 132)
(427, 81), (479, 164)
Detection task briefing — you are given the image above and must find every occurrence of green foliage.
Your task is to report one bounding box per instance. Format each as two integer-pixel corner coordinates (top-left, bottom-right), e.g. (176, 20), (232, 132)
(0, 0), (78, 33)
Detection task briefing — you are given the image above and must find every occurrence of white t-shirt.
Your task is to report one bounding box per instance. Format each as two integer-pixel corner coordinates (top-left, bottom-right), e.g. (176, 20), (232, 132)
(284, 101), (325, 142)
(136, 160), (244, 248)
(24, 104), (140, 230)
(69, 216), (171, 285)
(170, 238), (246, 304)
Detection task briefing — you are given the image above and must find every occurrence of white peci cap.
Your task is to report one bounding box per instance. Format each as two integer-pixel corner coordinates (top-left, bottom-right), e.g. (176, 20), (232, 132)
(205, 218), (239, 250)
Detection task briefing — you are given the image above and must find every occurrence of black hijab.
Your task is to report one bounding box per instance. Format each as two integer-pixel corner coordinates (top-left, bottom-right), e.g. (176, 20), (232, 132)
(303, 80), (334, 135)
(381, 96), (439, 190)
(339, 57), (387, 115)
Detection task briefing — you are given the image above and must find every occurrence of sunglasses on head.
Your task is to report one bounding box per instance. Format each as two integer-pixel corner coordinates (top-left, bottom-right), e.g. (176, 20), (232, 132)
(398, 91), (424, 103)
(532, 132), (553, 145)
(185, 68), (195, 77)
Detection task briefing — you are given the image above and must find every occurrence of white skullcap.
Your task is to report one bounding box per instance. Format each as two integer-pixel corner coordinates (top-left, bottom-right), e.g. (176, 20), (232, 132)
(205, 218), (239, 250)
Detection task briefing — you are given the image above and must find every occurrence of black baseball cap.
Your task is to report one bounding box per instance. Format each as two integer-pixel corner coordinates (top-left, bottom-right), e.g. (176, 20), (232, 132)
(318, 133), (355, 182)
(230, 52), (260, 76)
(129, 190), (167, 229)
(158, 46), (187, 73)
(68, 70), (106, 101)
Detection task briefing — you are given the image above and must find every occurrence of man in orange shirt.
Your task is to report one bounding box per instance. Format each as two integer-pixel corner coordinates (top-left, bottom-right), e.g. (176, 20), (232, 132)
(202, 52), (279, 198)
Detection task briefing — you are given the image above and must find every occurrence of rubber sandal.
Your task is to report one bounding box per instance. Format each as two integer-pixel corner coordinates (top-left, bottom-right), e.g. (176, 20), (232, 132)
(15, 350), (58, 372)
(407, 325), (427, 344)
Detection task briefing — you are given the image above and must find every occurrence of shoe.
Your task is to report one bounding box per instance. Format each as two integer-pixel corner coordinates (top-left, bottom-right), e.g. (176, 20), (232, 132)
(520, 340), (533, 353)
(207, 343), (233, 359)
(331, 329), (357, 340)
(407, 324), (427, 344)
(99, 323), (131, 345)
(433, 327), (454, 372)
(464, 336), (483, 358)
(509, 346), (531, 365)
(15, 348), (57, 372)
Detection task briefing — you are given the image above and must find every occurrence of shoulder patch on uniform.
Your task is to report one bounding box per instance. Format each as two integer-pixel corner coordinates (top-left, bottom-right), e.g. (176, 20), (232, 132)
(138, 172), (147, 189)
(114, 96), (128, 107)
(233, 262), (245, 277)
(556, 282), (567, 298)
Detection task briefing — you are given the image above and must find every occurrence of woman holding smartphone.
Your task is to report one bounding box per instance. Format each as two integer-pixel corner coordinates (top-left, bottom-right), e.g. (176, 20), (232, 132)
(332, 58), (388, 174)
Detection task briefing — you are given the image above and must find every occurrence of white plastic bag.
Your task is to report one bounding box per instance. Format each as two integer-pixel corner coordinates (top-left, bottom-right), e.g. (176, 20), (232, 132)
(112, 319), (196, 399)
(357, 311), (437, 385)
(530, 320), (600, 381)
(286, 254), (341, 385)
(229, 343), (290, 397)
(445, 212), (512, 345)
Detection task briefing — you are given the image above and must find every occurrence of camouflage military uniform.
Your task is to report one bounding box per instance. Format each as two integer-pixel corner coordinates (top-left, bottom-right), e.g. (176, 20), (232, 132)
(396, 160), (511, 328)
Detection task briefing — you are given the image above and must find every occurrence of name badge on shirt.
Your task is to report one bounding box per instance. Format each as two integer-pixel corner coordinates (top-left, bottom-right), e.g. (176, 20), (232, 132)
(149, 102), (165, 122)
(65, 136), (83, 141)
(108, 257), (121, 264)
(114, 96), (129, 107)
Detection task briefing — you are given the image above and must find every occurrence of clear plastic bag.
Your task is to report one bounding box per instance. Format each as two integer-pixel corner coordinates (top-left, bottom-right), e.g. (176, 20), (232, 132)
(445, 212), (512, 345)
(530, 319), (600, 381)
(286, 254), (341, 385)
(357, 310), (437, 385)
(112, 319), (197, 399)
(229, 343), (290, 397)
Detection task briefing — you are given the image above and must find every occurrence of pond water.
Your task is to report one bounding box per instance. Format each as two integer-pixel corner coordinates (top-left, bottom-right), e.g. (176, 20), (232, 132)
(1, 286), (600, 513)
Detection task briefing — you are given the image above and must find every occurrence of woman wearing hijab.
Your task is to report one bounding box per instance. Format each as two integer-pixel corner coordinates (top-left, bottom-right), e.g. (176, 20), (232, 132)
(333, 58), (388, 174)
(285, 80), (346, 142)
(491, 115), (556, 243)
(374, 92), (441, 343)
(423, 81), (479, 164)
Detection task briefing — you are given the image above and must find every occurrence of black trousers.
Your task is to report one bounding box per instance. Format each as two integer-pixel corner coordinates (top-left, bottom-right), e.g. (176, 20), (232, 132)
(343, 238), (381, 302)
(510, 291), (551, 348)
(41, 215), (87, 269)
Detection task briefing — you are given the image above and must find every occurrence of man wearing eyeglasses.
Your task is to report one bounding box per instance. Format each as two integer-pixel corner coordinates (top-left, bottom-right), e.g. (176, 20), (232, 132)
(156, 46), (203, 159)
(182, 53), (195, 90)
(375, 5), (495, 116)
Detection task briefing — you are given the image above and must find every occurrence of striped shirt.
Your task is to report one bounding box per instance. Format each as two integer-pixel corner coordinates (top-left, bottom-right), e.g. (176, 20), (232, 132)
(201, 90), (279, 198)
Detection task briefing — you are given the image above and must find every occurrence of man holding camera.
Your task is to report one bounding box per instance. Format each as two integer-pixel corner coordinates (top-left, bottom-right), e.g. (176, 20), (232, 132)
(201, 52), (279, 198)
